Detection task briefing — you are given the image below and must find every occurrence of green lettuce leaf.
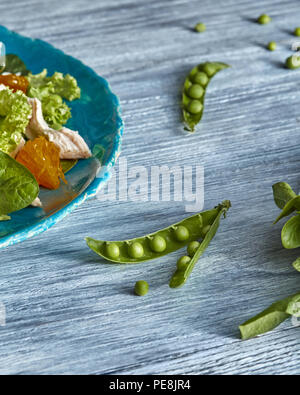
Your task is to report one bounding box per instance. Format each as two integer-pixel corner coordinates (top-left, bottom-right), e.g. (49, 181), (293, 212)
(0, 87), (31, 154)
(27, 69), (80, 129)
(0, 151), (39, 216)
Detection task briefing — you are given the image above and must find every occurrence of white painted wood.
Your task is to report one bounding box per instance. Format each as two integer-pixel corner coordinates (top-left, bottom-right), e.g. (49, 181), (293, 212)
(0, 0), (299, 375)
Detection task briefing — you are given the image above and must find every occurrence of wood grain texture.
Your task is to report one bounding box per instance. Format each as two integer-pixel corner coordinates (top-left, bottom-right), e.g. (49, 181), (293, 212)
(0, 0), (300, 375)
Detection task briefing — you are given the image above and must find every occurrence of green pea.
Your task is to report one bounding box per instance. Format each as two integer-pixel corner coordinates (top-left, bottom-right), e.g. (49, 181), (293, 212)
(187, 100), (203, 114)
(286, 55), (300, 70)
(202, 63), (217, 77)
(188, 84), (204, 99)
(175, 225), (190, 241)
(201, 225), (211, 237)
(195, 23), (206, 33)
(294, 27), (300, 37)
(193, 72), (209, 86)
(106, 243), (120, 259)
(257, 14), (271, 25)
(128, 242), (144, 258)
(134, 280), (149, 296)
(150, 235), (167, 252)
(267, 41), (276, 51)
(187, 241), (201, 257)
(177, 256), (191, 271)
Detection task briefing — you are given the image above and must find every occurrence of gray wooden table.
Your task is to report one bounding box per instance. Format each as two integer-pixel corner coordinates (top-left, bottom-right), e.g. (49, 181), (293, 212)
(0, 0), (299, 375)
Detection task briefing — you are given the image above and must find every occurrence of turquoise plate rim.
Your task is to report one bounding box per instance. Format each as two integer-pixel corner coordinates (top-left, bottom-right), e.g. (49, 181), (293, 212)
(0, 26), (123, 249)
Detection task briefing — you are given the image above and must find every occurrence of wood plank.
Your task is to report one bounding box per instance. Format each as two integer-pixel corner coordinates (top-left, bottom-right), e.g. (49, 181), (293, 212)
(0, 0), (299, 375)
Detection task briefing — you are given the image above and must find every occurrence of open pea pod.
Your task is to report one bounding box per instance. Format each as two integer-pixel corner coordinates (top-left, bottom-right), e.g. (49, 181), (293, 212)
(86, 201), (230, 264)
(169, 200), (231, 288)
(182, 62), (230, 132)
(239, 291), (300, 340)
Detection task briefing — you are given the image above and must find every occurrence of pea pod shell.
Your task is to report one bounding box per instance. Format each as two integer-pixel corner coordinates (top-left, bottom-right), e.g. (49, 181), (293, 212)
(239, 292), (300, 340)
(86, 203), (229, 264)
(169, 200), (231, 288)
(183, 62), (230, 132)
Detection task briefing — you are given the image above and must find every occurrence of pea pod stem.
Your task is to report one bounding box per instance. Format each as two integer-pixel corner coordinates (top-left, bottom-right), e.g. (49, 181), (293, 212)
(169, 200), (231, 288)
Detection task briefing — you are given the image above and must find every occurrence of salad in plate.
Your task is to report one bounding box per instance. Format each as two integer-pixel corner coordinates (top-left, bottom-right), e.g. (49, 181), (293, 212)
(0, 42), (92, 221)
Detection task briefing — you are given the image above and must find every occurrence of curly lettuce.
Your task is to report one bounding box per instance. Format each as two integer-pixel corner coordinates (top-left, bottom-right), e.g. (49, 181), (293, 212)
(0, 87), (31, 154)
(27, 69), (80, 130)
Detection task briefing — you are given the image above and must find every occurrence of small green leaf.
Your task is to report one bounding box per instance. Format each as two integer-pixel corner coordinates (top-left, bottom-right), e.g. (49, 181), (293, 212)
(274, 196), (300, 224)
(0, 151), (39, 216)
(292, 258), (300, 272)
(2, 54), (30, 76)
(281, 215), (300, 249)
(286, 294), (300, 316)
(272, 182), (297, 209)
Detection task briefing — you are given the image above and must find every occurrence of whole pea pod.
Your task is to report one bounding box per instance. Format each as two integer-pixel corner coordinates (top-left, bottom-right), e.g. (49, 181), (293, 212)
(239, 291), (300, 340)
(169, 200), (231, 288)
(85, 200), (230, 264)
(182, 62), (230, 132)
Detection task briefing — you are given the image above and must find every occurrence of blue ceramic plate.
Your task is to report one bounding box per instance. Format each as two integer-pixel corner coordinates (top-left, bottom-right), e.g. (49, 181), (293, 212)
(0, 26), (123, 249)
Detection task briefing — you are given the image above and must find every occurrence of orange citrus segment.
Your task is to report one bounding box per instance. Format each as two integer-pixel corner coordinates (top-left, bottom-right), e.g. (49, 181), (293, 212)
(16, 137), (67, 190)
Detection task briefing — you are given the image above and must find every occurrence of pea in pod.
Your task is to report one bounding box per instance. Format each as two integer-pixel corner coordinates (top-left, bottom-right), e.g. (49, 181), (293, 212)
(169, 200), (231, 288)
(85, 201), (230, 264)
(182, 62), (230, 132)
